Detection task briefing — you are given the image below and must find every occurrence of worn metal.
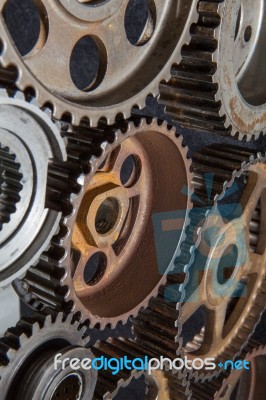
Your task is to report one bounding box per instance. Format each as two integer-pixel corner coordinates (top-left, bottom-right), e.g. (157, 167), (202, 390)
(0, 91), (66, 287)
(23, 118), (192, 329)
(0, 0), (199, 126)
(0, 310), (97, 400)
(159, 0), (266, 140)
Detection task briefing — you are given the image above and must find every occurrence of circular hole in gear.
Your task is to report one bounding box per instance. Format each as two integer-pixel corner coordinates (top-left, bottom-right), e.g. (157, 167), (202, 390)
(120, 155), (140, 187)
(83, 252), (107, 285)
(70, 36), (107, 91)
(217, 244), (238, 285)
(244, 25), (252, 42)
(125, 0), (156, 46)
(95, 197), (120, 234)
(51, 373), (83, 400)
(3, 0), (47, 56)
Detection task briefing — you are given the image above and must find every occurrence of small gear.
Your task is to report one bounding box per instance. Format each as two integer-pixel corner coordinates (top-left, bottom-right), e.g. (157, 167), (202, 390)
(22, 118), (193, 329)
(0, 309), (97, 400)
(159, 0), (266, 140)
(0, 90), (67, 287)
(0, 0), (200, 126)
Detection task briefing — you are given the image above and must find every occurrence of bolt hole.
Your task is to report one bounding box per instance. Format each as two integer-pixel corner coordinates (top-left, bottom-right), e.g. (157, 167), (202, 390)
(217, 245), (238, 285)
(3, 0), (48, 56)
(84, 252), (107, 286)
(95, 197), (120, 234)
(70, 36), (107, 91)
(244, 25), (252, 42)
(125, 0), (156, 46)
(120, 155), (141, 187)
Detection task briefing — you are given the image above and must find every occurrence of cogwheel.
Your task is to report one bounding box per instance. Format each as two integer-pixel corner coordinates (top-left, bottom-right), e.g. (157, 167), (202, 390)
(0, 0), (200, 126)
(145, 370), (191, 400)
(179, 145), (266, 381)
(159, 0), (266, 140)
(21, 118), (193, 329)
(0, 89), (67, 287)
(133, 144), (265, 382)
(0, 309), (97, 400)
(190, 339), (266, 400)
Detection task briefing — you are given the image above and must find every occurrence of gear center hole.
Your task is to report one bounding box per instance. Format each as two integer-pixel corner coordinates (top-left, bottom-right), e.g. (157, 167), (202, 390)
(51, 373), (83, 400)
(217, 244), (239, 286)
(95, 197), (120, 235)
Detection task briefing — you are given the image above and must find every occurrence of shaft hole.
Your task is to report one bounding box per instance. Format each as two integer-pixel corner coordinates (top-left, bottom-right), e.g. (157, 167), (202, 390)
(95, 197), (120, 234)
(70, 36), (107, 91)
(125, 0), (156, 46)
(51, 373), (82, 400)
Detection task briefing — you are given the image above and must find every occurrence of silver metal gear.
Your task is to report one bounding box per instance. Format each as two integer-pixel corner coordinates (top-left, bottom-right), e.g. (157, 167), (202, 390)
(133, 144), (265, 383)
(159, 0), (266, 140)
(0, 90), (67, 287)
(21, 118), (193, 329)
(0, 309), (97, 400)
(0, 0), (199, 126)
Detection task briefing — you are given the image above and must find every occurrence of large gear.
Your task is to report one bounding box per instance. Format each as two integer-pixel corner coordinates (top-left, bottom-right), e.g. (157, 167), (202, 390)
(22, 118), (193, 329)
(0, 0), (199, 126)
(0, 309), (97, 400)
(159, 0), (266, 140)
(180, 146), (266, 381)
(133, 144), (265, 382)
(0, 90), (66, 287)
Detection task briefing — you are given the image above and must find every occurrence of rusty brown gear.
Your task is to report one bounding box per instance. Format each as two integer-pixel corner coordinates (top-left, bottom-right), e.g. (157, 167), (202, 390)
(189, 339), (266, 400)
(159, 0), (266, 140)
(179, 149), (266, 381)
(22, 118), (193, 329)
(0, 0), (199, 126)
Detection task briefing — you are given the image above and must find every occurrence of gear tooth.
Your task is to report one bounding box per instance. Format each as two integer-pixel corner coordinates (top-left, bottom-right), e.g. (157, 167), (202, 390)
(13, 91), (25, 100)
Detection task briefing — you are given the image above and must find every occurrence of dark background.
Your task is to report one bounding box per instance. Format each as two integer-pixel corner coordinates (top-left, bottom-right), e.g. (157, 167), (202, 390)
(3, 0), (266, 398)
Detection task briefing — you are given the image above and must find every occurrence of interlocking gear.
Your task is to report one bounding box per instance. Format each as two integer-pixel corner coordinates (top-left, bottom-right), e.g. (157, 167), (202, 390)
(0, 91), (66, 287)
(0, 0), (199, 126)
(0, 309), (97, 400)
(159, 0), (266, 140)
(22, 118), (193, 329)
(133, 145), (265, 382)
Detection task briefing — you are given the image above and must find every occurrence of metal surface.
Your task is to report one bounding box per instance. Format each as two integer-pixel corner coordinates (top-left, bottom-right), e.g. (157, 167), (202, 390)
(0, 309), (97, 400)
(133, 145), (266, 383)
(159, 0), (266, 140)
(181, 149), (266, 380)
(0, 0), (199, 126)
(0, 91), (66, 287)
(23, 118), (192, 329)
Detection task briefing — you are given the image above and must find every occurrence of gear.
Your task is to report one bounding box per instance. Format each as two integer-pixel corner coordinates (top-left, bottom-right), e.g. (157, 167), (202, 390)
(22, 118), (193, 329)
(0, 309), (97, 400)
(159, 0), (266, 140)
(190, 339), (266, 400)
(180, 146), (266, 381)
(0, 90), (67, 287)
(133, 144), (265, 382)
(0, 0), (199, 126)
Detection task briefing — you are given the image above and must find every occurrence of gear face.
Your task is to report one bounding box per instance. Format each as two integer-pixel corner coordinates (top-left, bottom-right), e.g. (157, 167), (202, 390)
(0, 310), (97, 400)
(159, 0), (266, 140)
(180, 148), (266, 380)
(0, 0), (199, 126)
(24, 118), (192, 329)
(0, 92), (66, 287)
